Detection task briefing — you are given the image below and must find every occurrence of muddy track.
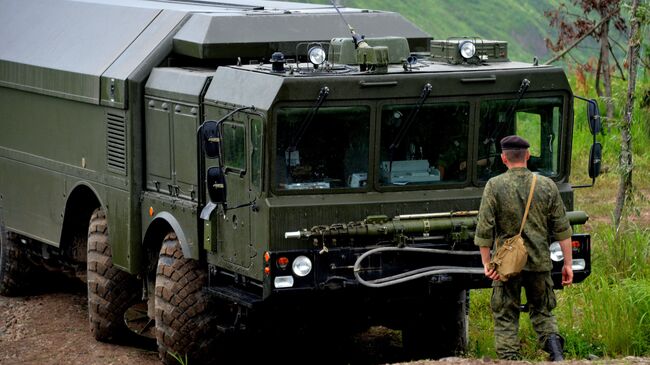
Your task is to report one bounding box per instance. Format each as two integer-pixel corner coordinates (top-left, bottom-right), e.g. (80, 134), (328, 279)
(0, 290), (159, 365)
(1, 290), (648, 365)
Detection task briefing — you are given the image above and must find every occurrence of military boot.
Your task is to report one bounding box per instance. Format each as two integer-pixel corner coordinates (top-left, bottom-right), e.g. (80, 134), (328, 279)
(544, 334), (564, 361)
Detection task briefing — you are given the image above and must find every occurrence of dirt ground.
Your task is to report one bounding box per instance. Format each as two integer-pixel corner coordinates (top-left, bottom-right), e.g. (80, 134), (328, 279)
(2, 289), (650, 365)
(0, 289), (159, 365)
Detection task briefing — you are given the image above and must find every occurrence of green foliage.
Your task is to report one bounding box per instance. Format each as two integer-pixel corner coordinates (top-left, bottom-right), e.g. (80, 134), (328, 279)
(168, 352), (189, 365)
(468, 289), (496, 358)
(560, 274), (650, 357)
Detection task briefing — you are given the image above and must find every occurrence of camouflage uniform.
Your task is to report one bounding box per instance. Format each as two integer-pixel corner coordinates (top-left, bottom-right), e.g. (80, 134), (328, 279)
(474, 167), (572, 359)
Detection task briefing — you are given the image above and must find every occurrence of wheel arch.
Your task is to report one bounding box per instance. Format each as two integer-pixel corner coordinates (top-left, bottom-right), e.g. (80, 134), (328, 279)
(60, 182), (102, 260)
(143, 212), (194, 259)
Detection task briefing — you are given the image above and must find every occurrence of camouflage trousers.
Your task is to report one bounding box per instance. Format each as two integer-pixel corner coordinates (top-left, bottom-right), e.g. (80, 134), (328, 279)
(491, 271), (558, 360)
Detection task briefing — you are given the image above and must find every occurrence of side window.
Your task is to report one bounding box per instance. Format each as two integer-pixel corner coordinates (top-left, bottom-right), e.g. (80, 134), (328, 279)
(250, 118), (263, 190)
(222, 122), (246, 171)
(516, 112), (541, 157)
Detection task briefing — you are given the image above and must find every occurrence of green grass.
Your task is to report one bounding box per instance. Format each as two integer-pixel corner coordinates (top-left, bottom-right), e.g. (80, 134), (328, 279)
(468, 74), (650, 360)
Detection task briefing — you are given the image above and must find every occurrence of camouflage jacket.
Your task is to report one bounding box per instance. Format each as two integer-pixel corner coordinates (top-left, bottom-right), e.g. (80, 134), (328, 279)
(474, 167), (572, 271)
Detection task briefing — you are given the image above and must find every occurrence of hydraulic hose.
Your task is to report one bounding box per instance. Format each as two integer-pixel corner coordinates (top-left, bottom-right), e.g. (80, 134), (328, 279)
(353, 246), (484, 288)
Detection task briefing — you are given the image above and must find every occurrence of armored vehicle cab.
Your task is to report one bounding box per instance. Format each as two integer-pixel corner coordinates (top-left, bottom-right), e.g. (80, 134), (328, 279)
(0, 1), (601, 363)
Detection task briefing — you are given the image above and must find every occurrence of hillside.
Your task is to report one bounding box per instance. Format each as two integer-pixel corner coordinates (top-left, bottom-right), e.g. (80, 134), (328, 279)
(293, 0), (605, 63)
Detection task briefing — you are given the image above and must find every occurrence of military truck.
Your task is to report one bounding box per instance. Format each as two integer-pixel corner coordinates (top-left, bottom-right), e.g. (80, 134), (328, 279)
(0, 0), (601, 363)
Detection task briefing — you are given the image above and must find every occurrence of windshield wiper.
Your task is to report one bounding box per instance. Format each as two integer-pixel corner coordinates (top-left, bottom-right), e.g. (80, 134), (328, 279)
(388, 83), (433, 152)
(505, 78), (530, 122)
(386, 83), (432, 173)
(287, 86), (330, 153)
(487, 78), (531, 144)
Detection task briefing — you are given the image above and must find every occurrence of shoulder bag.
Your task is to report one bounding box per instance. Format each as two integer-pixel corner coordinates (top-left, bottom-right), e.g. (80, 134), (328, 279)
(489, 174), (537, 281)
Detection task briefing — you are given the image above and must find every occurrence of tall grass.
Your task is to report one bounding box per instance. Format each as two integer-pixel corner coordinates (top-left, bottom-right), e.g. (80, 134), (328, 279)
(468, 75), (650, 360)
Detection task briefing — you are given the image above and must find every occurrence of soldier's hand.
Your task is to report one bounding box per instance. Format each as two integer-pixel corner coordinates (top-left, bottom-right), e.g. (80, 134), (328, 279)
(562, 263), (573, 286)
(484, 264), (500, 281)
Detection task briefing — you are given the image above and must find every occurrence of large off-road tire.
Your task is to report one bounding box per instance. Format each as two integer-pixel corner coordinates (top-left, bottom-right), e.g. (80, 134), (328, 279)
(0, 231), (36, 296)
(402, 289), (468, 360)
(87, 208), (140, 341)
(155, 233), (217, 365)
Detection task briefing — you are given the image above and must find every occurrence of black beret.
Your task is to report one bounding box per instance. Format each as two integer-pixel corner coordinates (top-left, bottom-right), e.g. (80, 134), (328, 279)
(500, 135), (530, 150)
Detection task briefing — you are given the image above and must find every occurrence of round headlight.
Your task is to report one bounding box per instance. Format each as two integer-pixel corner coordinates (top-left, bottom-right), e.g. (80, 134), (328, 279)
(292, 255), (312, 277)
(459, 41), (476, 59)
(308, 46), (326, 65)
(549, 241), (564, 262)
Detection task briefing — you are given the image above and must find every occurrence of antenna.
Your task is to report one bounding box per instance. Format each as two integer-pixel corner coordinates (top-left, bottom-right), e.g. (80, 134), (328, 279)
(329, 0), (368, 48)
(329, 0), (354, 34)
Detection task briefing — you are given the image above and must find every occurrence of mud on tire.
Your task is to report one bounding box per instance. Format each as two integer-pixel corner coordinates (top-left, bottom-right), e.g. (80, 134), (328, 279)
(155, 233), (216, 365)
(0, 231), (37, 296)
(87, 208), (140, 341)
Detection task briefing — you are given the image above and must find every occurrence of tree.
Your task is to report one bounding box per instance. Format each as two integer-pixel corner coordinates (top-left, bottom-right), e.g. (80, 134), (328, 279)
(614, 0), (645, 230)
(545, 0), (627, 122)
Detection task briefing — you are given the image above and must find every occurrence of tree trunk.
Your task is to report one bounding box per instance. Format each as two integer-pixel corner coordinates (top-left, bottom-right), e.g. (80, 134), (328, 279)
(613, 0), (641, 230)
(599, 20), (615, 122)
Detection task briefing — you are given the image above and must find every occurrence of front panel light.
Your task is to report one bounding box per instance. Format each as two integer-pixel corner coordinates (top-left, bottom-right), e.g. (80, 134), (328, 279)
(277, 256), (289, 269)
(459, 41), (476, 59)
(274, 276), (295, 288)
(292, 255), (312, 277)
(308, 46), (326, 65)
(549, 241), (564, 262)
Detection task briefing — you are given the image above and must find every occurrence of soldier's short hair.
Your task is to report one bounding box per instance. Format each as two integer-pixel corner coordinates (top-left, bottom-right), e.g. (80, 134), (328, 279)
(503, 149), (527, 163)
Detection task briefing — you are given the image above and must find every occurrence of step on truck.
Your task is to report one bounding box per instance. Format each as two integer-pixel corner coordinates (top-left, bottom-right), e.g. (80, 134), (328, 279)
(0, 0), (602, 363)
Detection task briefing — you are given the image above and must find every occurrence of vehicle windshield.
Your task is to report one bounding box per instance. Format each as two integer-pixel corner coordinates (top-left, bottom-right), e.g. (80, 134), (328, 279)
(275, 105), (370, 191)
(477, 96), (563, 181)
(379, 102), (470, 186)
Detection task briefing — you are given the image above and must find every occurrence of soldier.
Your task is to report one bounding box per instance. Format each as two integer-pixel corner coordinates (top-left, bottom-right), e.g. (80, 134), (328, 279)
(474, 135), (574, 361)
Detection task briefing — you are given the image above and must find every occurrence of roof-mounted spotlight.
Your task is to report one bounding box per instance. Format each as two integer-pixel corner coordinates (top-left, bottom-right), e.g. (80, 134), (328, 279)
(308, 46), (327, 69)
(459, 41), (476, 60)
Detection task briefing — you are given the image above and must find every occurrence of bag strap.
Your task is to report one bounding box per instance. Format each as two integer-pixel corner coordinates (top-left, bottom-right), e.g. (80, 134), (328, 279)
(518, 174), (537, 236)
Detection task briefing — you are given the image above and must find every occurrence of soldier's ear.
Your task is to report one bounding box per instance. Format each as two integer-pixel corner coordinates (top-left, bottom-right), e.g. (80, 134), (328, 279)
(500, 153), (507, 165)
(525, 150), (530, 161)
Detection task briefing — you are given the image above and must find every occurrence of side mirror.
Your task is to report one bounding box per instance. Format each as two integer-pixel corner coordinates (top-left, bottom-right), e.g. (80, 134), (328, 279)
(588, 142), (602, 179)
(201, 121), (221, 159)
(587, 99), (601, 135)
(207, 167), (227, 203)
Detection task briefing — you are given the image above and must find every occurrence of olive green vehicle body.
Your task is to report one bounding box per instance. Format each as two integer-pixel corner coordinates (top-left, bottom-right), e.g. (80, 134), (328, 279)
(0, 0), (591, 318)
(0, 0), (429, 273)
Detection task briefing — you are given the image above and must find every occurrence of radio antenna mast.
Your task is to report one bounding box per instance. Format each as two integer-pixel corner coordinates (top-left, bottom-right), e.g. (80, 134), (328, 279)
(329, 0), (368, 48)
(330, 0), (354, 33)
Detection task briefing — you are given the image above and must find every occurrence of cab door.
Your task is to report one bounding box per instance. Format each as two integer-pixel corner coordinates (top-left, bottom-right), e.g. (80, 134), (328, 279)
(217, 117), (252, 270)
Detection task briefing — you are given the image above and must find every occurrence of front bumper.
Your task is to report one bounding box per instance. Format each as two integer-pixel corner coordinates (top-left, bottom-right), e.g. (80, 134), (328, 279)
(263, 233), (591, 297)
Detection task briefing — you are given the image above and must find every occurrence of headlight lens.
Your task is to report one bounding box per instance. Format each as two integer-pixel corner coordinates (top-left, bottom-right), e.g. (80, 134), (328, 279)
(308, 46), (326, 65)
(292, 255), (312, 277)
(549, 241), (564, 262)
(459, 41), (476, 59)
